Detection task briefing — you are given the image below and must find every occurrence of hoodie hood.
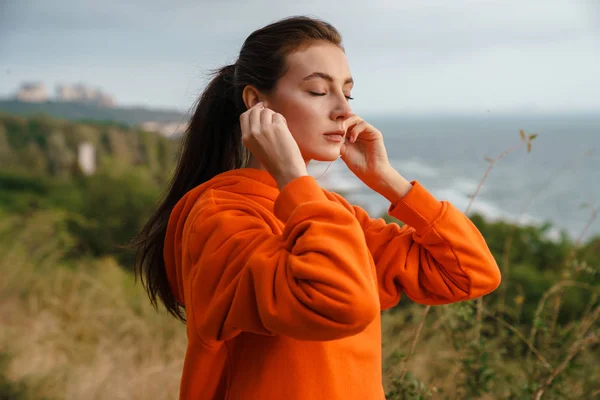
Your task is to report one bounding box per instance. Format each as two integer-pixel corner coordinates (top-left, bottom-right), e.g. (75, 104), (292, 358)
(163, 168), (281, 303)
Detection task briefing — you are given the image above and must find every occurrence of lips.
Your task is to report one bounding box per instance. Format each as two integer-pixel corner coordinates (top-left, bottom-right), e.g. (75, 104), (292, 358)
(324, 129), (345, 138)
(324, 129), (346, 142)
(323, 130), (345, 142)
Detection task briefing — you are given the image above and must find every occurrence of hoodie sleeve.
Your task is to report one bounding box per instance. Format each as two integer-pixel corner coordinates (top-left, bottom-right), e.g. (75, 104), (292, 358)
(184, 176), (380, 343)
(329, 181), (501, 310)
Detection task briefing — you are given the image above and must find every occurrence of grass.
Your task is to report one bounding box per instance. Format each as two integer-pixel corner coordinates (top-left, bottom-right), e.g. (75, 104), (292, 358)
(0, 211), (186, 400)
(0, 130), (598, 399)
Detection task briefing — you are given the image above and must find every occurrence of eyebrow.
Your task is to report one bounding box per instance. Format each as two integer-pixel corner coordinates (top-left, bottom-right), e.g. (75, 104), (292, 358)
(302, 72), (354, 85)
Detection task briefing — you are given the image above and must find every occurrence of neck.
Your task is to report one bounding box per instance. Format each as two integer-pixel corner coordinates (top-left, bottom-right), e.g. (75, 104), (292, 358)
(246, 155), (312, 171)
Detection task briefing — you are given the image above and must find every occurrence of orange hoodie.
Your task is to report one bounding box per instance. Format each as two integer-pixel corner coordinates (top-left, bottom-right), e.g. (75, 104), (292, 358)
(163, 168), (501, 400)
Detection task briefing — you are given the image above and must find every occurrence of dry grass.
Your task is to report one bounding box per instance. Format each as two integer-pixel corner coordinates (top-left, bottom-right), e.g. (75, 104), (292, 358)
(0, 211), (186, 400)
(1, 130), (599, 400)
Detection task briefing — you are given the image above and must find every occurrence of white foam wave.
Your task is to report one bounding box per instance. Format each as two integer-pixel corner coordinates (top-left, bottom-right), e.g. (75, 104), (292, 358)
(308, 162), (363, 193)
(391, 159), (440, 178)
(434, 186), (562, 241)
(307, 160), (564, 241)
(451, 177), (481, 195)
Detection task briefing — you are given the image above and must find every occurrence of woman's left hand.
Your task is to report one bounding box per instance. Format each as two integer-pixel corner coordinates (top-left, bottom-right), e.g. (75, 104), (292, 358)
(340, 115), (392, 189)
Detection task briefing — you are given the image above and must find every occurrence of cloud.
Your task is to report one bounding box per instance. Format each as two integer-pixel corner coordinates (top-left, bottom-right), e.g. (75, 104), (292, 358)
(2, 0), (593, 59)
(1, 0), (598, 113)
(338, 0), (591, 61)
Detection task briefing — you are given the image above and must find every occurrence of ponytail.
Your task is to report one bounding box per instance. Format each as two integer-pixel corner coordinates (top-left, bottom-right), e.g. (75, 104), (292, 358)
(131, 15), (344, 322)
(130, 64), (249, 322)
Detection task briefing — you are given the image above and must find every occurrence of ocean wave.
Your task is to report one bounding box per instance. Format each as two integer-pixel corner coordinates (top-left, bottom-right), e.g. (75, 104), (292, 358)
(391, 158), (439, 178)
(308, 159), (567, 242)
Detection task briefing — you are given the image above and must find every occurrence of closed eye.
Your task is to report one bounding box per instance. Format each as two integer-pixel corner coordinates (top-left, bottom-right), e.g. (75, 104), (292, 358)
(309, 92), (354, 100)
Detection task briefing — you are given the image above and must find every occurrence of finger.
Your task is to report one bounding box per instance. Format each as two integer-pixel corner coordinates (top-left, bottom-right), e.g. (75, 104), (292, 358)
(345, 118), (362, 136)
(249, 103), (264, 136)
(261, 107), (275, 125)
(344, 115), (362, 131)
(345, 114), (362, 124)
(273, 112), (287, 125)
(348, 121), (365, 143)
(273, 113), (287, 128)
(355, 122), (368, 142)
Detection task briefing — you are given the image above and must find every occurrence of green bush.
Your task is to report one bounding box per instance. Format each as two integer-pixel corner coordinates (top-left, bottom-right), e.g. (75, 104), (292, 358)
(0, 353), (28, 400)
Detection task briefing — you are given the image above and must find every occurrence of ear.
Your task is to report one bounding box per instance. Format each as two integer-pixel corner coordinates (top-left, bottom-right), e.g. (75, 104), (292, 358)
(241, 85), (265, 110)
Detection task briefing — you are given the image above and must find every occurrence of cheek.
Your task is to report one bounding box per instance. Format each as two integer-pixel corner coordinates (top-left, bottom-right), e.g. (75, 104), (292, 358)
(277, 95), (322, 138)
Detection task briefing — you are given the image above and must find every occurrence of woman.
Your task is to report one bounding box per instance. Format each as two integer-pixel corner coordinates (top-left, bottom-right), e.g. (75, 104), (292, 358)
(132, 15), (501, 400)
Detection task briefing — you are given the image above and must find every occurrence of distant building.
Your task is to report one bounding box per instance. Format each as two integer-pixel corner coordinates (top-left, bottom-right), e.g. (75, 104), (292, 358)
(56, 83), (116, 107)
(141, 121), (188, 137)
(77, 142), (96, 176)
(55, 84), (79, 101)
(96, 93), (116, 107)
(16, 82), (48, 102)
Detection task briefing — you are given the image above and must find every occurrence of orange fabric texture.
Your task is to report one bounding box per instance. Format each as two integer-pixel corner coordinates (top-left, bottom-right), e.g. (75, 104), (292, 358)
(163, 168), (501, 399)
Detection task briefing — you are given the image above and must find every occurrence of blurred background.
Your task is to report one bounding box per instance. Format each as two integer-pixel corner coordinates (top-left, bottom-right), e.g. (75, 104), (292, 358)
(1, 1), (599, 399)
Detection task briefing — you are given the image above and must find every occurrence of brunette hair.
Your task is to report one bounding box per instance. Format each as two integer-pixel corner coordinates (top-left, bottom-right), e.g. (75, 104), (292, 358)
(130, 16), (343, 322)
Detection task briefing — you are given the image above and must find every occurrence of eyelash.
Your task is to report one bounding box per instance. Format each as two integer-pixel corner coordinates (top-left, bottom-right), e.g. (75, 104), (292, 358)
(309, 92), (354, 100)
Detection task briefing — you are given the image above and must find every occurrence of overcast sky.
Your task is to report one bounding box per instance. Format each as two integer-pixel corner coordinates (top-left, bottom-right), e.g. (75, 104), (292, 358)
(1, 0), (599, 115)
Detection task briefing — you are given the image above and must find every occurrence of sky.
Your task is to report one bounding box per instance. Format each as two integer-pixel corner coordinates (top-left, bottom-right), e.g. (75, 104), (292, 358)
(1, 0), (599, 115)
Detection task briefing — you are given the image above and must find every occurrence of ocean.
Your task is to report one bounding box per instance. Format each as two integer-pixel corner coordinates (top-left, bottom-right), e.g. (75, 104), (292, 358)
(307, 113), (600, 242)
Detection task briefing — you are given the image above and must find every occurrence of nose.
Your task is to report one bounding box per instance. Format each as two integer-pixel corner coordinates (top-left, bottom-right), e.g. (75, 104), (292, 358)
(330, 98), (353, 122)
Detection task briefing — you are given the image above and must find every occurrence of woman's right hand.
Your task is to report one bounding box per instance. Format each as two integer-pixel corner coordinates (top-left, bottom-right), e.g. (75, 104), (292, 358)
(240, 102), (308, 189)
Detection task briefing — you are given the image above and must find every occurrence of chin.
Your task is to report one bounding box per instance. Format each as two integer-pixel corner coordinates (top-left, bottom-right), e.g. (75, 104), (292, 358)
(308, 149), (341, 163)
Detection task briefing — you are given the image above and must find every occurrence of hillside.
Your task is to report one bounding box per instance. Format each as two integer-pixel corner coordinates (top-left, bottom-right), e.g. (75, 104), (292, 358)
(0, 113), (181, 266)
(0, 112), (180, 182)
(0, 113), (599, 399)
(0, 99), (188, 127)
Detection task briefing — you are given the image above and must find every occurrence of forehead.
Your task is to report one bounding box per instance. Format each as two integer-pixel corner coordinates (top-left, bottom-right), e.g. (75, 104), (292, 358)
(282, 42), (351, 82)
